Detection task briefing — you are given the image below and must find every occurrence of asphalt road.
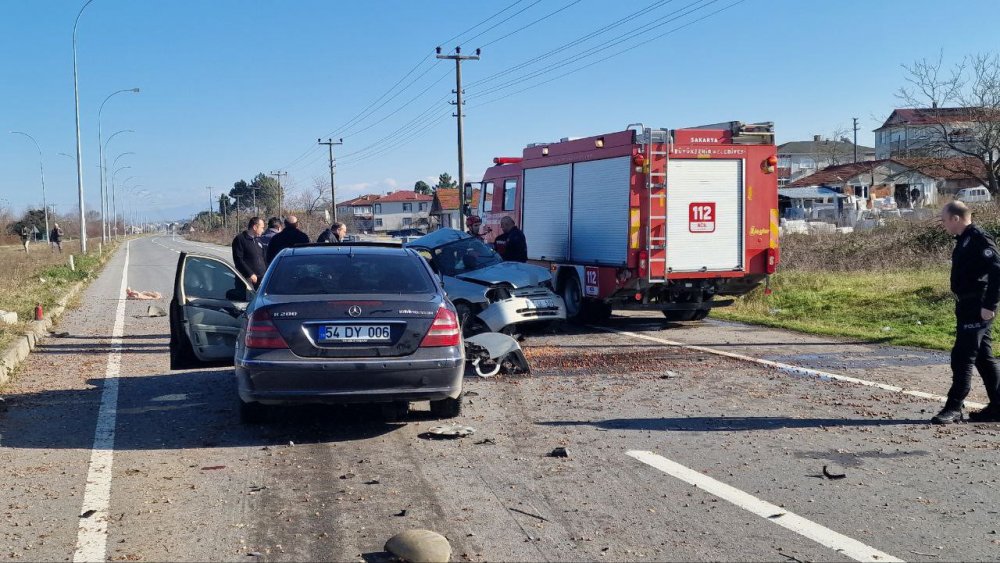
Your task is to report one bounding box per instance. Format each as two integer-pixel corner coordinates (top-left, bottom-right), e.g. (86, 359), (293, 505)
(1, 235), (999, 562)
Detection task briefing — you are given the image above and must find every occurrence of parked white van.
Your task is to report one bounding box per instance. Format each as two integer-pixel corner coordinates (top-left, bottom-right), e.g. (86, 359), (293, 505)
(956, 187), (992, 203)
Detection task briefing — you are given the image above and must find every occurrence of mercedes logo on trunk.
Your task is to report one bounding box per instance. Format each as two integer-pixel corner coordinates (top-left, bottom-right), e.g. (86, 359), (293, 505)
(348, 305), (363, 318)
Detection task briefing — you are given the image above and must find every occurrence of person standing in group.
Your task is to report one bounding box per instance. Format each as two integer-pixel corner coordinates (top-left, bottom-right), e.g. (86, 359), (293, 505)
(50, 224), (63, 253)
(466, 216), (489, 242)
(259, 217), (282, 256)
(20, 225), (30, 253)
(266, 215), (310, 264)
(493, 216), (527, 262)
(933, 201), (1000, 424)
(232, 217), (267, 288)
(317, 221), (347, 244)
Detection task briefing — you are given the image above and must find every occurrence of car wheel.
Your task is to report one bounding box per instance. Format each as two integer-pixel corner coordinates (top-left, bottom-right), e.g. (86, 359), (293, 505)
(380, 401), (409, 422)
(561, 273), (584, 322)
(430, 396), (462, 419)
(239, 400), (268, 424)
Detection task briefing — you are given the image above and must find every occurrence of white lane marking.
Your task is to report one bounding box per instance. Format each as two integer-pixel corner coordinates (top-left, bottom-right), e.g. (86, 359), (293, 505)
(74, 241), (129, 563)
(598, 326), (986, 410)
(626, 450), (904, 563)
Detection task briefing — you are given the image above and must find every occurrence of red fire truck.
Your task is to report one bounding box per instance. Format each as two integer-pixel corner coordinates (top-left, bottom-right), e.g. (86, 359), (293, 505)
(465, 122), (779, 321)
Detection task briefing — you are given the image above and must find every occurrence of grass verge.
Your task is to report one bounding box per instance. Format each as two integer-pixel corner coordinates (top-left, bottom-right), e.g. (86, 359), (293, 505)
(713, 268), (964, 351)
(0, 239), (118, 351)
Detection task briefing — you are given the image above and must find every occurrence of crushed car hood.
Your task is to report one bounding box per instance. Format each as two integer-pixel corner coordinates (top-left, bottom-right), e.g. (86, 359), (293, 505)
(455, 261), (552, 288)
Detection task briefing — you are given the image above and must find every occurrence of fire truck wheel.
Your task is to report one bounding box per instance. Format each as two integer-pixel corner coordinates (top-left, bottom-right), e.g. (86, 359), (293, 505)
(692, 308), (711, 321)
(662, 310), (698, 322)
(560, 273), (585, 321)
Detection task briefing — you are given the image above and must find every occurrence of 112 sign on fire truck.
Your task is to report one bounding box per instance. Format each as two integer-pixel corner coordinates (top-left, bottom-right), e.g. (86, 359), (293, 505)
(466, 121), (780, 322)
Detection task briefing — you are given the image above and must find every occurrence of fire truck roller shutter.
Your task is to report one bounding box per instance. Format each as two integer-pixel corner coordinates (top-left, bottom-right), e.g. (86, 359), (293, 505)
(570, 156), (631, 266)
(522, 163), (571, 261)
(666, 159), (745, 272)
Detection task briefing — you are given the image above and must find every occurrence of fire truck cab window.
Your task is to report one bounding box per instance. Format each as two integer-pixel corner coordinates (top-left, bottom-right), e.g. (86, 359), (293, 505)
(482, 182), (494, 212)
(503, 179), (517, 211)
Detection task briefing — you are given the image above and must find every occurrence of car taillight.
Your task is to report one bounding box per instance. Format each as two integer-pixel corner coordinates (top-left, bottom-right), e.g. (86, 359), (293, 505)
(420, 305), (461, 347)
(245, 309), (288, 349)
(766, 248), (778, 274)
(638, 250), (649, 278)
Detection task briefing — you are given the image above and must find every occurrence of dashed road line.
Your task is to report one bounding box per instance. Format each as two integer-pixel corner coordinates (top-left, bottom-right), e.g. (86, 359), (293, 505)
(73, 241), (129, 563)
(626, 450), (904, 563)
(598, 326), (986, 410)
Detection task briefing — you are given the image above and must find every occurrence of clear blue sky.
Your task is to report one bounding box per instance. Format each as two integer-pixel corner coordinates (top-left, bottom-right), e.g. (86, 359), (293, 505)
(1, 0), (996, 221)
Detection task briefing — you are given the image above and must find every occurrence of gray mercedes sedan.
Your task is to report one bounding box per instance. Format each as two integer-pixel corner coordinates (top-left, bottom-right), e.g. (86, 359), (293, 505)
(168, 243), (465, 423)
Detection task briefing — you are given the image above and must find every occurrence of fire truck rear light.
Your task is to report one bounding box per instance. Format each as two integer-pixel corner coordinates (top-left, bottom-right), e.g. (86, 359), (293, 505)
(638, 250), (649, 278)
(766, 248), (777, 274)
(634, 293), (642, 301)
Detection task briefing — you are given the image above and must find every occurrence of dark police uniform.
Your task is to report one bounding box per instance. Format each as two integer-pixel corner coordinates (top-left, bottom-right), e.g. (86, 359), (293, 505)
(494, 226), (527, 263)
(940, 224), (1000, 422)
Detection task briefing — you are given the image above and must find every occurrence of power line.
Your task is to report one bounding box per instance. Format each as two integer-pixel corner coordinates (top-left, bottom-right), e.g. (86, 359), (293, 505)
(468, 0), (718, 98)
(457, 0), (543, 48)
(470, 0), (747, 109)
(465, 0), (677, 89)
(439, 0), (526, 46)
(479, 0), (583, 48)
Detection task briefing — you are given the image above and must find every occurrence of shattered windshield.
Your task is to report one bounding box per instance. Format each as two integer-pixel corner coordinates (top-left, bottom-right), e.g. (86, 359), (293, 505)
(431, 238), (502, 276)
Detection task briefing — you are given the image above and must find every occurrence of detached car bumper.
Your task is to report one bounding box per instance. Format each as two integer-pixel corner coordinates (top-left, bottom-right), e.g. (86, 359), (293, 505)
(236, 346), (464, 405)
(477, 289), (566, 332)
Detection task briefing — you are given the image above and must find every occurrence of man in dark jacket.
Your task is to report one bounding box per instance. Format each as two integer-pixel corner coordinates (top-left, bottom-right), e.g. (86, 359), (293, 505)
(50, 224), (63, 253)
(934, 201), (1000, 424)
(493, 216), (527, 262)
(259, 217), (282, 255)
(317, 221), (347, 243)
(232, 217), (266, 287)
(266, 215), (310, 264)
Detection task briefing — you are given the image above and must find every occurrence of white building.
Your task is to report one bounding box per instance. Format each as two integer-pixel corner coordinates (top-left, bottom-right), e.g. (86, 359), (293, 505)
(874, 107), (982, 159)
(372, 191), (432, 233)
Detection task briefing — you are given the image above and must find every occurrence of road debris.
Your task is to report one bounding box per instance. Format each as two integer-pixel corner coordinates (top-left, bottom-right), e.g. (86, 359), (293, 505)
(474, 438), (496, 446)
(125, 288), (162, 300)
(395, 510), (408, 517)
(201, 465), (226, 471)
(419, 424), (476, 439)
(364, 479), (381, 485)
(80, 510), (96, 519)
(384, 529), (451, 563)
(822, 465), (847, 480)
(509, 507), (549, 522)
(146, 305), (167, 317)
(548, 447), (569, 458)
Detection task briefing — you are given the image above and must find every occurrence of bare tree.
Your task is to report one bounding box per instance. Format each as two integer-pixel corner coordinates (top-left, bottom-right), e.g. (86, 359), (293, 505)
(896, 51), (1000, 193)
(812, 126), (853, 167)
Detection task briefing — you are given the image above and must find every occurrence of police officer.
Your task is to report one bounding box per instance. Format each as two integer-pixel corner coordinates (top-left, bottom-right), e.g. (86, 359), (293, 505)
(934, 201), (1000, 423)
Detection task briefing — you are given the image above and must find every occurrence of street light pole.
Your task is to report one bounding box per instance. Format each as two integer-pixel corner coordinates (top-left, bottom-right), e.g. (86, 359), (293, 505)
(73, 0), (96, 253)
(10, 131), (50, 244)
(98, 88), (140, 244)
(111, 153), (135, 239)
(206, 186), (214, 229)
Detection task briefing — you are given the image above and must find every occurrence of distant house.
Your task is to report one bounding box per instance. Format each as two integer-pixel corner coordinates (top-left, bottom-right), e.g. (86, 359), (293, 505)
(372, 191), (432, 233)
(789, 157), (986, 208)
(874, 107), (987, 159)
(335, 194), (380, 233)
(430, 188), (480, 230)
(777, 136), (875, 187)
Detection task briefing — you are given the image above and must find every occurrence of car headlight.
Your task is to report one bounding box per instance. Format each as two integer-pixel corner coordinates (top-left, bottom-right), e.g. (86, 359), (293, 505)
(486, 285), (513, 303)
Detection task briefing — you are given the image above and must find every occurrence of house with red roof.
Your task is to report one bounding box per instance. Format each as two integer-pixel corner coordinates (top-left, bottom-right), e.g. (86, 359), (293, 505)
(874, 107), (990, 159)
(335, 194), (380, 232)
(430, 187), (480, 230)
(372, 191), (433, 233)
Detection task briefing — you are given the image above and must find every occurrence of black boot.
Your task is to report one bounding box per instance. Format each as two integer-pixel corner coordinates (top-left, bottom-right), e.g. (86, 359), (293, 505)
(968, 404), (1000, 422)
(932, 401), (964, 424)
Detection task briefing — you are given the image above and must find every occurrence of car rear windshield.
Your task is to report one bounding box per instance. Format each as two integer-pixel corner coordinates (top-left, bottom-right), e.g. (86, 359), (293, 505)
(264, 253), (435, 295)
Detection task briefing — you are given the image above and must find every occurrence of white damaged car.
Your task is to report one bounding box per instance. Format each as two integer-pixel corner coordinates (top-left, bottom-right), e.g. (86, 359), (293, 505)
(406, 229), (566, 335)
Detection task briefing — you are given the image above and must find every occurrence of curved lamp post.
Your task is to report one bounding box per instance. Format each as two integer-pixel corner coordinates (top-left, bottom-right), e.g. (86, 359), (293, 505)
(10, 131), (50, 243)
(73, 0), (96, 252)
(111, 153), (134, 238)
(98, 88), (139, 243)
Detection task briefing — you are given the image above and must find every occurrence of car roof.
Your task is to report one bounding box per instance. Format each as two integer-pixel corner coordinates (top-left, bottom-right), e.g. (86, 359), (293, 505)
(283, 243), (411, 257)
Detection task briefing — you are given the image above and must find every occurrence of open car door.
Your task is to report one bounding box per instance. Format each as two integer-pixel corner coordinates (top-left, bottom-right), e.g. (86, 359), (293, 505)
(169, 252), (253, 370)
